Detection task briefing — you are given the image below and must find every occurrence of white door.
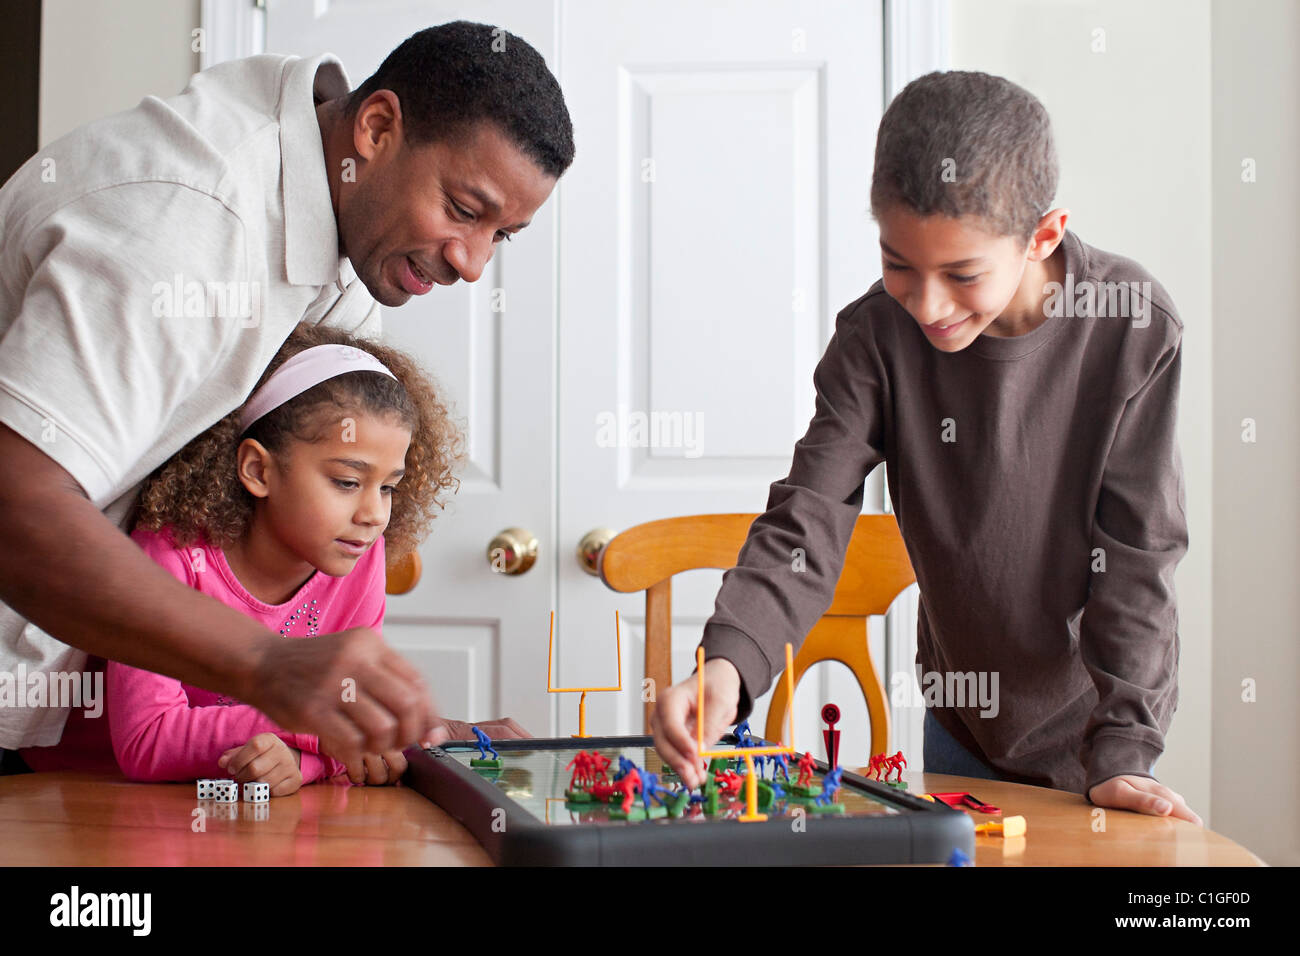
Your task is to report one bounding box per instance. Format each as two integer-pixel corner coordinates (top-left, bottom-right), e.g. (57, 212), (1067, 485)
(556, 0), (889, 766)
(262, 0), (560, 734)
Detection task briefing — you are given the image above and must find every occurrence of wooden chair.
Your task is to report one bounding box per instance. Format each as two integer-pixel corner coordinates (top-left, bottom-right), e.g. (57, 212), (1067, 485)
(599, 514), (915, 757)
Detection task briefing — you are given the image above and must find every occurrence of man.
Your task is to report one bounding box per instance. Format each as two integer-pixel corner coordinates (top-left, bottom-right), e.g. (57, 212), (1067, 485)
(0, 22), (573, 778)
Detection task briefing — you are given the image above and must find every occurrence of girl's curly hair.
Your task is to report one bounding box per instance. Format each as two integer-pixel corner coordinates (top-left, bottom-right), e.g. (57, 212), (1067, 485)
(133, 322), (464, 565)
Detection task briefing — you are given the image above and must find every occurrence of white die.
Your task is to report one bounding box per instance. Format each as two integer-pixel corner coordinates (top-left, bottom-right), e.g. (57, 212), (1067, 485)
(213, 780), (239, 803)
(196, 779), (217, 800)
(242, 782), (270, 803)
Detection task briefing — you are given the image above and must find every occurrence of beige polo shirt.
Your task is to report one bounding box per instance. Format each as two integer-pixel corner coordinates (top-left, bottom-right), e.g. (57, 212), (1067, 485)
(0, 53), (380, 747)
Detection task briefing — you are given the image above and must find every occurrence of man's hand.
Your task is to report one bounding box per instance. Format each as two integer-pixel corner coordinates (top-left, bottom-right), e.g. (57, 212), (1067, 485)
(421, 717), (531, 748)
(218, 732), (303, 796)
(336, 749), (409, 786)
(650, 657), (742, 790)
(1088, 774), (1203, 826)
(249, 627), (436, 775)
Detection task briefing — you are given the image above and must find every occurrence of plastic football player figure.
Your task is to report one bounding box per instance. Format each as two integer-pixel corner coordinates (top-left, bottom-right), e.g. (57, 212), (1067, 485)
(566, 751), (592, 790)
(796, 751), (817, 788)
(472, 726), (499, 761)
(814, 766), (844, 806)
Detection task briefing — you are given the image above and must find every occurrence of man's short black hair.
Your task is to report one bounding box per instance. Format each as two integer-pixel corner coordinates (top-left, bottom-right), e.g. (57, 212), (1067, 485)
(345, 20), (575, 178)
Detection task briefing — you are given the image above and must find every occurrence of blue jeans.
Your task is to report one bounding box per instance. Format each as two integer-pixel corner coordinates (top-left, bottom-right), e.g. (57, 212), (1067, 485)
(922, 709), (1003, 780)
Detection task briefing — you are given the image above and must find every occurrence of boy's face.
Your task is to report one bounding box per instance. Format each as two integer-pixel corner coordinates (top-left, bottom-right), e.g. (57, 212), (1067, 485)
(877, 207), (1056, 351)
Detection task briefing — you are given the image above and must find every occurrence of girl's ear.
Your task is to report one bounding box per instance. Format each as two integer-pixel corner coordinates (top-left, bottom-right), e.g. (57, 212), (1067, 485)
(234, 438), (275, 499)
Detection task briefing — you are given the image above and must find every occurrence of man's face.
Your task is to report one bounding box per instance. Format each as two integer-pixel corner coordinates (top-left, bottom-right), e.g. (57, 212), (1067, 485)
(339, 103), (558, 307)
(877, 207), (1033, 352)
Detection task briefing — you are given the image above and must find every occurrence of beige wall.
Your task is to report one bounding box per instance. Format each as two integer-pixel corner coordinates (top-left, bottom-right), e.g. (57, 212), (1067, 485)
(954, 0), (1296, 866)
(1208, 0), (1299, 867)
(40, 0), (200, 147)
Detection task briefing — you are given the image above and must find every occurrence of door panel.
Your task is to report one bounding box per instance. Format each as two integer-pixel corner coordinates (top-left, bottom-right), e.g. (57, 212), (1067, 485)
(559, 1), (886, 747)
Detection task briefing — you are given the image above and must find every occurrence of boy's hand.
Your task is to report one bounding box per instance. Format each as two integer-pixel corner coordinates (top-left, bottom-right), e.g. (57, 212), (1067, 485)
(1088, 774), (1203, 826)
(420, 717), (531, 748)
(650, 657), (741, 790)
(218, 732), (303, 796)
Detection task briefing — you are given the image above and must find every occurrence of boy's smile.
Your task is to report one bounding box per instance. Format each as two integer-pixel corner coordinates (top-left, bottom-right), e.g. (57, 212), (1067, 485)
(877, 206), (1069, 351)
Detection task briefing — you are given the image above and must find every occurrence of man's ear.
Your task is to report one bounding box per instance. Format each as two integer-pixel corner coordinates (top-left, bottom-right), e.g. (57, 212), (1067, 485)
(352, 90), (403, 163)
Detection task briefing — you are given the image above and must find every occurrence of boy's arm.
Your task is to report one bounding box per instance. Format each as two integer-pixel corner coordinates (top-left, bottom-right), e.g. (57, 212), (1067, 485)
(701, 308), (888, 718)
(655, 306), (887, 786)
(1078, 326), (1189, 796)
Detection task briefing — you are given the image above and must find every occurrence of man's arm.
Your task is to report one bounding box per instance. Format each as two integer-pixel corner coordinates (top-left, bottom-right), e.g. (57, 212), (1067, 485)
(0, 424), (433, 763)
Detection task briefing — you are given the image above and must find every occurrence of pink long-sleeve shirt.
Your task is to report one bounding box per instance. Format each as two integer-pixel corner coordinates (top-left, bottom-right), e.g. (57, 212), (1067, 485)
(22, 526), (387, 783)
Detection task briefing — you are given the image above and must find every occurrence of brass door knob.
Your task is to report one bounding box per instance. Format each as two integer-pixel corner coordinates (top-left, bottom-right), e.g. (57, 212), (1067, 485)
(487, 527), (538, 575)
(577, 527), (616, 576)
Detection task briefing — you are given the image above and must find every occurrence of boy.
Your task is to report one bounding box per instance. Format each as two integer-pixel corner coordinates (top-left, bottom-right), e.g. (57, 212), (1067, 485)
(652, 70), (1201, 825)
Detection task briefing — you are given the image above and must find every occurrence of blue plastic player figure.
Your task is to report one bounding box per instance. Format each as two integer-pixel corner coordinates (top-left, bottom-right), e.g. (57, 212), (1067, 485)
(814, 766), (844, 806)
(768, 752), (791, 782)
(471, 726), (498, 761)
(947, 848), (973, 867)
(734, 719), (753, 746)
(640, 771), (672, 810)
(614, 755), (637, 781)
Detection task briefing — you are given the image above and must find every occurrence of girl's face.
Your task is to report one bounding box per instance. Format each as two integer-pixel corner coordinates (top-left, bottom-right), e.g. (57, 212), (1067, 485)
(238, 409), (412, 580)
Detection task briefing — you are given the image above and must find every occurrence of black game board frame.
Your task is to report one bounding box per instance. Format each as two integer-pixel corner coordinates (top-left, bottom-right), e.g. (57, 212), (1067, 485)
(403, 735), (975, 866)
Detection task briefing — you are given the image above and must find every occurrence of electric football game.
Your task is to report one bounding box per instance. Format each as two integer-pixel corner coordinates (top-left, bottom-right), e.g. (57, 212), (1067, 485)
(402, 613), (987, 866)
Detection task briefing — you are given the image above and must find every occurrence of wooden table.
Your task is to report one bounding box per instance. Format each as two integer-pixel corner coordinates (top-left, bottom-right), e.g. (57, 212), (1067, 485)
(0, 768), (1263, 866)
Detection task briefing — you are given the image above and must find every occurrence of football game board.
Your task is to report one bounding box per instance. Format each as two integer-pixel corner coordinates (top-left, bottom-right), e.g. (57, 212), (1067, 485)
(403, 734), (974, 865)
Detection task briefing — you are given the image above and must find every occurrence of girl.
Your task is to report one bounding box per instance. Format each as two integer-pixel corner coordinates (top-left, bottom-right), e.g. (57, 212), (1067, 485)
(22, 322), (462, 793)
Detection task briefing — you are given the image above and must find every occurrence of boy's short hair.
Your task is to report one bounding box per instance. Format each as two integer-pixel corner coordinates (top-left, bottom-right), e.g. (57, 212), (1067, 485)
(870, 70), (1058, 245)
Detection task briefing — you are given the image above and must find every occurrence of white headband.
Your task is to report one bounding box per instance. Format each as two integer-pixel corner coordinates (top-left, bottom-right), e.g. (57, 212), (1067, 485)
(239, 344), (398, 433)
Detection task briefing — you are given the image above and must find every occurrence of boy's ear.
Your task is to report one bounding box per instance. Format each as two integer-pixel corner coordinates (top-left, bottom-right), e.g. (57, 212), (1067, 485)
(1027, 207), (1069, 261)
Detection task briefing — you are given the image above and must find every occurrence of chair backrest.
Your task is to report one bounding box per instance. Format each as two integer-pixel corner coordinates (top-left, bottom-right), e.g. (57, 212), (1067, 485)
(600, 513), (915, 757)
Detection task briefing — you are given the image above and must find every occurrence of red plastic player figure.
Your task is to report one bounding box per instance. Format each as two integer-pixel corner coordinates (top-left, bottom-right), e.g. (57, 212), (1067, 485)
(714, 769), (743, 796)
(795, 751), (817, 788)
(566, 751), (593, 790)
(613, 767), (642, 814)
(884, 751), (907, 782)
(588, 752), (611, 784)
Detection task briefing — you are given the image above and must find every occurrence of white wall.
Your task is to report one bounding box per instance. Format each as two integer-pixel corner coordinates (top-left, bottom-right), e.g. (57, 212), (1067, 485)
(40, 0), (199, 147)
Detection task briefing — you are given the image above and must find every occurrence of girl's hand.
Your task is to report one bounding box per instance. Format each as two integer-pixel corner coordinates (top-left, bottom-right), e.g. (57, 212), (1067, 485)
(219, 732), (303, 796)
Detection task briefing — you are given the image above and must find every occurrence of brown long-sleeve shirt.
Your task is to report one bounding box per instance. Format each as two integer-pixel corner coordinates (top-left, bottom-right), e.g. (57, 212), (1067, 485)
(702, 229), (1187, 794)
